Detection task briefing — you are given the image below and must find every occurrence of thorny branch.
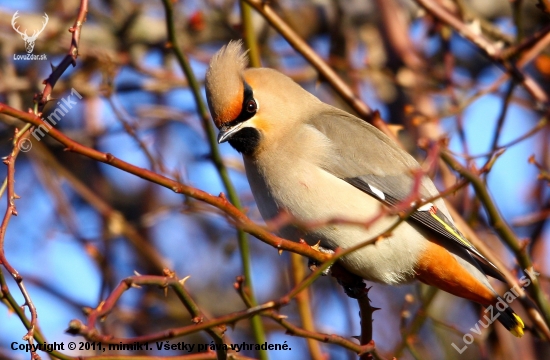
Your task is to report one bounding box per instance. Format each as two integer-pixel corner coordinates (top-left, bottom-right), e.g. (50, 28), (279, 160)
(0, 127), (38, 359)
(37, 0), (89, 109)
(0, 2), (91, 359)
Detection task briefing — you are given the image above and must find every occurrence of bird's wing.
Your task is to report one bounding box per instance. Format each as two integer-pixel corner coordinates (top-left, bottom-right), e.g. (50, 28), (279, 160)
(309, 106), (505, 281)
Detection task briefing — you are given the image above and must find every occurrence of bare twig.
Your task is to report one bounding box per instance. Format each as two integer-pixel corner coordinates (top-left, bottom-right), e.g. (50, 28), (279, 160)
(414, 0), (549, 105)
(488, 81), (517, 157)
(38, 0), (89, 108)
(449, 117), (548, 160)
(0, 127), (39, 359)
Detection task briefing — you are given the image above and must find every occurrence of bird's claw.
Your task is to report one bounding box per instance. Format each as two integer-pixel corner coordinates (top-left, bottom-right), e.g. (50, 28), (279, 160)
(308, 244), (335, 276)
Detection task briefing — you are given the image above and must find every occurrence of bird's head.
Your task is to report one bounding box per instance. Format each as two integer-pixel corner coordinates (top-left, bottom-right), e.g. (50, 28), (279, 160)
(205, 40), (321, 156)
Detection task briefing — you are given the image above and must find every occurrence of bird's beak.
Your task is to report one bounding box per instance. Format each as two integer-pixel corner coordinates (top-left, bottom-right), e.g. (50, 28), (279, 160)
(217, 122), (245, 143)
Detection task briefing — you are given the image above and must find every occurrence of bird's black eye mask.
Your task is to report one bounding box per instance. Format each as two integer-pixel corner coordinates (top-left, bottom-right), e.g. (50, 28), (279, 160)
(224, 81), (257, 128)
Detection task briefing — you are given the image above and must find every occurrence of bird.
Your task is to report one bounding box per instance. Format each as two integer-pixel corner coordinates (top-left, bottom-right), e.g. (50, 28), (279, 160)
(204, 40), (525, 337)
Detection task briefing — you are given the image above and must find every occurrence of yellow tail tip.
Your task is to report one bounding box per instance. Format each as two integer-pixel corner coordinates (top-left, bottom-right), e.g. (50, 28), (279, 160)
(510, 314), (525, 338)
(510, 326), (524, 338)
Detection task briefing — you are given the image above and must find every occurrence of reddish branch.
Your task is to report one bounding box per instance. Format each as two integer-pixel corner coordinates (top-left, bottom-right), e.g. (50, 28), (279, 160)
(502, 23), (550, 60)
(77, 269), (227, 358)
(70, 268), (378, 357)
(0, 3), (91, 358)
(414, 0), (549, 105)
(37, 0), (89, 108)
(0, 103), (331, 265)
(0, 128), (39, 359)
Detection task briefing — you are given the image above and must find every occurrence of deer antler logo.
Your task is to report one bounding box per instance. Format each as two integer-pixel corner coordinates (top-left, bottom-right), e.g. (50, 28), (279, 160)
(11, 11), (49, 54)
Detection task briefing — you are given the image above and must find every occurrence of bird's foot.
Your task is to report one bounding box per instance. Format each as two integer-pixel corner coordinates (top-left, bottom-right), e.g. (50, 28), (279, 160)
(308, 242), (335, 276)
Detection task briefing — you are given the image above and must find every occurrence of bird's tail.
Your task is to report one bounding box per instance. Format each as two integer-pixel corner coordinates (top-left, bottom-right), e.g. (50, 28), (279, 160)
(497, 306), (525, 337)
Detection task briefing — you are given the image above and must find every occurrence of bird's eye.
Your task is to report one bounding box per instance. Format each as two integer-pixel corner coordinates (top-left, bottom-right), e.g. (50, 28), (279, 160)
(246, 99), (257, 113)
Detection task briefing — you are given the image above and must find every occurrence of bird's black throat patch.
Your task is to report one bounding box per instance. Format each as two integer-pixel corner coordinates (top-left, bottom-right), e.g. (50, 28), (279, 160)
(223, 80), (260, 155)
(228, 127), (260, 156)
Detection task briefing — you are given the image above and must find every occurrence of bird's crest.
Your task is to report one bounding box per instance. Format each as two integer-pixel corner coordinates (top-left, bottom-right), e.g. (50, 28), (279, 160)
(205, 40), (249, 127)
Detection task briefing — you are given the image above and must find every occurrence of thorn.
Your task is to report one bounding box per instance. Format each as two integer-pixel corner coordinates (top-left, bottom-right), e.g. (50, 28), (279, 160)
(311, 240), (322, 251)
(218, 192), (228, 202)
(133, 270), (141, 276)
(96, 301), (105, 311)
(278, 249), (283, 255)
(130, 283), (142, 289)
(179, 275), (191, 286)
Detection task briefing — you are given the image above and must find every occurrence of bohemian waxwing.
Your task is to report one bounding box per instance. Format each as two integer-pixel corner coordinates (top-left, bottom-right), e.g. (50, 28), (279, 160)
(205, 40), (525, 337)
